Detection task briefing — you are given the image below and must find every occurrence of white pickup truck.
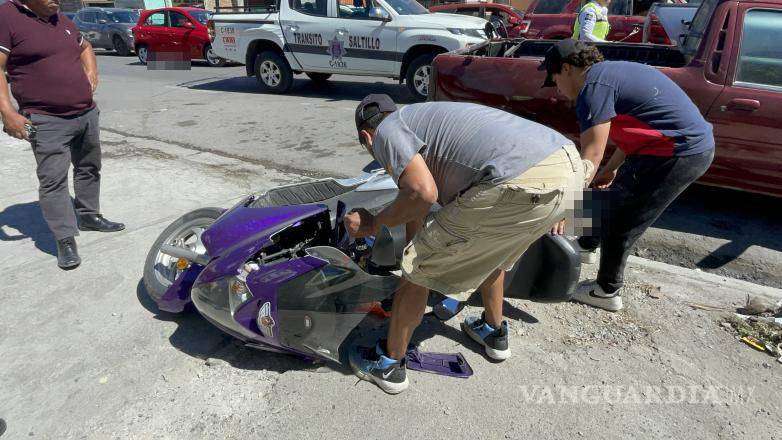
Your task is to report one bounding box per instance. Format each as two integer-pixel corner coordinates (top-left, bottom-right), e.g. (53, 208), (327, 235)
(207, 0), (488, 100)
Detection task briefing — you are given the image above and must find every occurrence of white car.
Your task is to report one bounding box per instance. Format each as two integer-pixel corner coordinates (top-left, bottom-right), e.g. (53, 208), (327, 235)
(208, 0), (487, 100)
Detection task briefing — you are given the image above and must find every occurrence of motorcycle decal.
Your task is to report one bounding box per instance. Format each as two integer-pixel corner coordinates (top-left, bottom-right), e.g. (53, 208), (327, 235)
(258, 301), (276, 337)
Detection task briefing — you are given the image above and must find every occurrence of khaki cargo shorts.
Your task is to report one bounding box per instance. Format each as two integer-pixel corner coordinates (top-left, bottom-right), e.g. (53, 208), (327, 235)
(400, 144), (592, 300)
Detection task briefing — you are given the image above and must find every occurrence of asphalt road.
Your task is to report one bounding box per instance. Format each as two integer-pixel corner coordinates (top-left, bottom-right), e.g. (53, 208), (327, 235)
(92, 51), (782, 288)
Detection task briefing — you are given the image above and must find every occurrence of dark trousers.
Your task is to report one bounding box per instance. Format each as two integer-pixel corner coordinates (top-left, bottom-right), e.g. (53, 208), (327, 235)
(28, 107), (101, 240)
(578, 148), (715, 293)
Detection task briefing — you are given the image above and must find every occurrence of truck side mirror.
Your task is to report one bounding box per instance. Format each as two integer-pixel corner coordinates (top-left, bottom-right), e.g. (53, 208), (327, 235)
(368, 7), (391, 22)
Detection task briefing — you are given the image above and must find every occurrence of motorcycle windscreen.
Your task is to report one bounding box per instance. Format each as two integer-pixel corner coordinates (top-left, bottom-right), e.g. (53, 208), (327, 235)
(275, 246), (399, 362)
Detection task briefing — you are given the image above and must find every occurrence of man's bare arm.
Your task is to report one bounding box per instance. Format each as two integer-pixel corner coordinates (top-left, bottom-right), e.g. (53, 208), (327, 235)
(80, 39), (98, 92)
(344, 154), (438, 238)
(0, 52), (31, 140)
(580, 121), (611, 183)
(374, 154), (438, 230)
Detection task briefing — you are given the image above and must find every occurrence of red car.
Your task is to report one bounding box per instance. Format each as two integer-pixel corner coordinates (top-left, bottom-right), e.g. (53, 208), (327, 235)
(132, 7), (225, 67)
(523, 0), (686, 44)
(429, 2), (530, 37)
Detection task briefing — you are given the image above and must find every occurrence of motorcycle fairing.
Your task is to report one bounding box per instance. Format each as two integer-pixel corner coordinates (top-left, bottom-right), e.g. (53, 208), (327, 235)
(157, 263), (203, 313)
(198, 204), (330, 284)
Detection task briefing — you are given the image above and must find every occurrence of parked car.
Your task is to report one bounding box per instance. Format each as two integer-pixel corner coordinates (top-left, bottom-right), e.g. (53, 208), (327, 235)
(208, 0), (487, 101)
(522, 0), (695, 44)
(73, 7), (139, 56)
(430, 0), (782, 197)
(429, 2), (529, 37)
(132, 7), (225, 67)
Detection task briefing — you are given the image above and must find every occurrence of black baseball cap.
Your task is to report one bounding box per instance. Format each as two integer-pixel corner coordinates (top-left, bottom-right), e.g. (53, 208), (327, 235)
(538, 39), (590, 88)
(355, 94), (397, 134)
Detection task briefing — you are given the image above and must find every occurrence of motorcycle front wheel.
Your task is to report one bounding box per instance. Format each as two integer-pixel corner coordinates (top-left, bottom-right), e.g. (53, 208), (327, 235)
(143, 207), (224, 306)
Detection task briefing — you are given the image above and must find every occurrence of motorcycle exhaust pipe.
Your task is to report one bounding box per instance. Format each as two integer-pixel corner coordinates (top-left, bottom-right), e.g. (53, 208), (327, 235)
(160, 244), (210, 266)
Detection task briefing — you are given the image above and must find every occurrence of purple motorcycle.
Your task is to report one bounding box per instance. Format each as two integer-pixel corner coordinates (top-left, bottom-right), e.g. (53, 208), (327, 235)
(143, 170), (581, 375)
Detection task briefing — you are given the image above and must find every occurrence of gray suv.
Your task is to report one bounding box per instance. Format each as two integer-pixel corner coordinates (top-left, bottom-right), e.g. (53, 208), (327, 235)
(73, 8), (140, 56)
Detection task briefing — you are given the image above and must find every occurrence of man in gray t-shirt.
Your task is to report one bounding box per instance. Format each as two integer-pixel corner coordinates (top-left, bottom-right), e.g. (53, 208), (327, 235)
(346, 95), (589, 394)
(371, 101), (572, 205)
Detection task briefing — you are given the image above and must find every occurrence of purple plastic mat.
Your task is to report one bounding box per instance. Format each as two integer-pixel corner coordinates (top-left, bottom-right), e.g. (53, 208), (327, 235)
(405, 346), (473, 378)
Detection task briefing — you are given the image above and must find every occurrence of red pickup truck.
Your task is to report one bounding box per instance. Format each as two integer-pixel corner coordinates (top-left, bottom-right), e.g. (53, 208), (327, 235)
(430, 0), (782, 197)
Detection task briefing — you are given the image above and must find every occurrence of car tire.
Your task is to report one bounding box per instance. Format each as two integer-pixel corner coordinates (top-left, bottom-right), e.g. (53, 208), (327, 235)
(136, 44), (148, 65)
(204, 44), (226, 67)
(254, 51), (293, 94)
(142, 207), (224, 307)
(306, 72), (332, 82)
(405, 53), (435, 102)
(113, 35), (131, 56)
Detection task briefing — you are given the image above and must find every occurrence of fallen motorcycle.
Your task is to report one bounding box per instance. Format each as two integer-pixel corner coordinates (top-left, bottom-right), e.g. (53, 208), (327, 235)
(143, 169), (581, 376)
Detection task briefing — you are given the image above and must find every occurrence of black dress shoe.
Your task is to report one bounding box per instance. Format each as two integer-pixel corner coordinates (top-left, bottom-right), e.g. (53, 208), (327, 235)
(56, 237), (81, 270)
(78, 214), (126, 232)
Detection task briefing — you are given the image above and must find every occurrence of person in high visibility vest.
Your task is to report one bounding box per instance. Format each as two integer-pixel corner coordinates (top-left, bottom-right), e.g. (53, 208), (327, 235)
(572, 0), (611, 42)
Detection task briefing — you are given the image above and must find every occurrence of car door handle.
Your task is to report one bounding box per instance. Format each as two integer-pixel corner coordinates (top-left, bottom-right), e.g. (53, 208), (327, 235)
(336, 28), (349, 35)
(721, 98), (760, 112)
(287, 25), (299, 32)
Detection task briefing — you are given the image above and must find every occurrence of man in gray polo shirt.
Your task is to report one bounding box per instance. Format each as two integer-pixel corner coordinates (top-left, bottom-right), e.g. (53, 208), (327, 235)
(0, 0), (124, 270)
(345, 95), (592, 394)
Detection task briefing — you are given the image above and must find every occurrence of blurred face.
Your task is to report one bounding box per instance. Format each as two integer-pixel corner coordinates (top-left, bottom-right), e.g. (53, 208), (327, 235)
(551, 63), (584, 101)
(22, 0), (60, 18)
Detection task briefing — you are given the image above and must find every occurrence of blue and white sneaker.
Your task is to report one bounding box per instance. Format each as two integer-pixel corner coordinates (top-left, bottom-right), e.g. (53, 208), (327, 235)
(349, 343), (408, 394)
(461, 314), (511, 361)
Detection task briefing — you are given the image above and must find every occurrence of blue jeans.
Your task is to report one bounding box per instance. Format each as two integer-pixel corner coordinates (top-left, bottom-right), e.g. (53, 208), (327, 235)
(578, 148), (715, 293)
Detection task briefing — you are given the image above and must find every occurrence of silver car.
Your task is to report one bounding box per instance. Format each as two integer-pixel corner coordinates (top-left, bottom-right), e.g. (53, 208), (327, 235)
(73, 8), (140, 56)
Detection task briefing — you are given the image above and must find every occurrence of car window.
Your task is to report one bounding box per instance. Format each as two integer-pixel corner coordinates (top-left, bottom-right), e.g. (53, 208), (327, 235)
(681, 0), (718, 58)
(455, 6), (481, 17)
(736, 9), (782, 88)
(487, 9), (511, 22)
(188, 10), (211, 25)
(533, 0), (570, 14)
(384, 0), (428, 15)
(105, 10), (140, 23)
(337, 0), (383, 19)
(80, 11), (97, 23)
(145, 11), (167, 26)
(169, 11), (192, 27)
(608, 0), (632, 16)
(291, 0), (328, 16)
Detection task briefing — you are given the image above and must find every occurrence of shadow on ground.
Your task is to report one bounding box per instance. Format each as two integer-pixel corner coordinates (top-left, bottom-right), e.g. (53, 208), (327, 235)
(652, 184), (782, 269)
(178, 75), (417, 104)
(0, 201), (56, 256)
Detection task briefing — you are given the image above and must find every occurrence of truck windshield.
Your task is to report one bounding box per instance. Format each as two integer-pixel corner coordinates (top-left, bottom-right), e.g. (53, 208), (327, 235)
(106, 10), (139, 23)
(383, 0), (429, 15)
(681, 0), (718, 60)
